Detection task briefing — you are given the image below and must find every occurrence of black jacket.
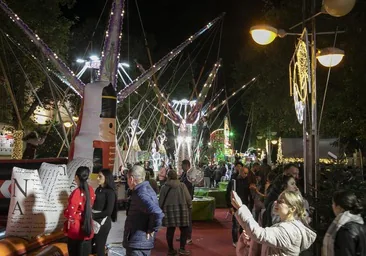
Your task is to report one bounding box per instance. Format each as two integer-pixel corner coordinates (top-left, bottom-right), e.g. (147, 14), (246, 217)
(335, 221), (366, 256)
(226, 173), (254, 210)
(180, 171), (194, 199)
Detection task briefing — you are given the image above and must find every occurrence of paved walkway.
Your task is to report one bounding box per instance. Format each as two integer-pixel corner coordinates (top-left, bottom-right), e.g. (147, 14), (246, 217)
(106, 211), (126, 255)
(106, 209), (235, 256)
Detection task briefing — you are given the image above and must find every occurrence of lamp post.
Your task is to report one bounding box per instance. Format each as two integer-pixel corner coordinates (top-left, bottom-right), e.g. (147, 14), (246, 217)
(250, 0), (353, 197)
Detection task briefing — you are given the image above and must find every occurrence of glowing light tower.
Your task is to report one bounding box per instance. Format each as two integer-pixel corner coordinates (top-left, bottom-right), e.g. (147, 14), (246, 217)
(171, 99), (196, 171)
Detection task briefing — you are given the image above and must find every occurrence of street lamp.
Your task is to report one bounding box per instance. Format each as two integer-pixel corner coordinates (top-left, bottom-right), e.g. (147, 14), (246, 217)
(89, 55), (99, 61)
(250, 0), (354, 197)
(316, 47), (345, 67)
(249, 25), (283, 45)
(250, 26), (346, 68)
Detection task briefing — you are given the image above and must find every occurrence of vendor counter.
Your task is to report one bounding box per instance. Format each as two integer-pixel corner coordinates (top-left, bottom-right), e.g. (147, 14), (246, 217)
(218, 181), (228, 191)
(192, 196), (215, 221)
(194, 187), (227, 208)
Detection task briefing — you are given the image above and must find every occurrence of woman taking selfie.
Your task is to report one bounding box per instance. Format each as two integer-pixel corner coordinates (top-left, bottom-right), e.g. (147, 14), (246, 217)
(231, 190), (316, 255)
(322, 189), (366, 256)
(92, 169), (118, 256)
(64, 166), (95, 256)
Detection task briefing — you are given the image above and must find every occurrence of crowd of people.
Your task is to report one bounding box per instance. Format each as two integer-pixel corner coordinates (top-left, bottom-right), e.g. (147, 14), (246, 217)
(225, 160), (366, 256)
(62, 158), (366, 256)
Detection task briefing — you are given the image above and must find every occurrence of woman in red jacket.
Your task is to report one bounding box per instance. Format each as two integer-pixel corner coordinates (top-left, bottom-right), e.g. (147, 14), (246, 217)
(64, 166), (95, 256)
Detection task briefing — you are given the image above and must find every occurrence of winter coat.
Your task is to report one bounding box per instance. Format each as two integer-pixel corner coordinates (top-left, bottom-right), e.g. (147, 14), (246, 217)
(64, 186), (95, 240)
(334, 221), (366, 256)
(323, 210), (366, 256)
(180, 171), (194, 199)
(159, 180), (192, 227)
(123, 181), (164, 250)
(214, 168), (222, 181)
(204, 166), (212, 177)
(235, 204), (316, 256)
(226, 173), (255, 210)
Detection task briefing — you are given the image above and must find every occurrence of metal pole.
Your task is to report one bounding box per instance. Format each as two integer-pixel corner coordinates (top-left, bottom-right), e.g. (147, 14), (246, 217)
(310, 0), (318, 198)
(310, 1), (319, 254)
(303, 103), (307, 194)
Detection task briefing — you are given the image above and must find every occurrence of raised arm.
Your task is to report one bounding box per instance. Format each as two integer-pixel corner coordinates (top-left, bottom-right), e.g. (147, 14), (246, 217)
(235, 204), (293, 249)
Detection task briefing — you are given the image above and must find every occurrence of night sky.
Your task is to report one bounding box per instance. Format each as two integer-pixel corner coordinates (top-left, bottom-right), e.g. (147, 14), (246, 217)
(65, 0), (263, 148)
(69, 0), (262, 62)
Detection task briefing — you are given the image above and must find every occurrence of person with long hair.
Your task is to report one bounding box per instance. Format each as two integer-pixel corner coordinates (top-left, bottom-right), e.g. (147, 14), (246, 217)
(64, 166), (95, 256)
(231, 190), (316, 255)
(160, 170), (192, 255)
(322, 189), (366, 256)
(92, 169), (118, 256)
(262, 174), (299, 228)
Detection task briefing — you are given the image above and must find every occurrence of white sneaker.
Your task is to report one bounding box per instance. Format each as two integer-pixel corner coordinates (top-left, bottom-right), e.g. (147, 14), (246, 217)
(232, 242), (237, 248)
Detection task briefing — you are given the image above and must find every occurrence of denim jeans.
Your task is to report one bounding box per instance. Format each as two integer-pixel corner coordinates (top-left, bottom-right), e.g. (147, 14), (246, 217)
(125, 248), (151, 256)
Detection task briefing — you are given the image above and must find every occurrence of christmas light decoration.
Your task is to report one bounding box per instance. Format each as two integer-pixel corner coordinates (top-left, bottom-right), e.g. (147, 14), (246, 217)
(11, 130), (23, 160)
(0, 1), (84, 95)
(277, 137), (283, 163)
(117, 13), (225, 100)
(289, 29), (311, 124)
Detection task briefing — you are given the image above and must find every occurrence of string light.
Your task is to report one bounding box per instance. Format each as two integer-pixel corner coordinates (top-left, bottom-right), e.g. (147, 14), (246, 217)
(98, 0), (125, 86)
(11, 130), (23, 160)
(0, 0), (84, 94)
(117, 13), (225, 100)
(0, 30), (82, 97)
(277, 137), (283, 163)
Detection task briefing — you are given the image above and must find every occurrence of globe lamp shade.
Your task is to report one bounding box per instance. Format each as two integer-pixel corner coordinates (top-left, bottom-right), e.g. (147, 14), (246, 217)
(323, 0), (356, 17)
(250, 25), (278, 45)
(64, 121), (73, 128)
(316, 47), (345, 67)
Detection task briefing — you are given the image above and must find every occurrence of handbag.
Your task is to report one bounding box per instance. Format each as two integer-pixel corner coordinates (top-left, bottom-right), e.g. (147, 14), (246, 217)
(92, 209), (107, 234)
(93, 220), (102, 234)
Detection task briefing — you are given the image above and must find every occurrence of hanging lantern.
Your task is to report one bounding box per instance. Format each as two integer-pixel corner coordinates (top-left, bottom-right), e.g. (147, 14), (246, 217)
(323, 0), (356, 17)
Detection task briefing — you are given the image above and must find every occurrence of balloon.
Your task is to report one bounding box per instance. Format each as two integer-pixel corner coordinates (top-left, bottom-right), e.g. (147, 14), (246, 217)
(323, 0), (356, 17)
(187, 167), (204, 185)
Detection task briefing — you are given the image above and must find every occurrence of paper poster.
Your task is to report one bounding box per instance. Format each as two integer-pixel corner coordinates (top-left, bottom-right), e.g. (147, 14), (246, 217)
(66, 157), (93, 191)
(6, 164), (70, 238)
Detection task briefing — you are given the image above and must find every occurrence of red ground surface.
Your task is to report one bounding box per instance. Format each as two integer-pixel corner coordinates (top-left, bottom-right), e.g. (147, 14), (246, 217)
(152, 208), (236, 256)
